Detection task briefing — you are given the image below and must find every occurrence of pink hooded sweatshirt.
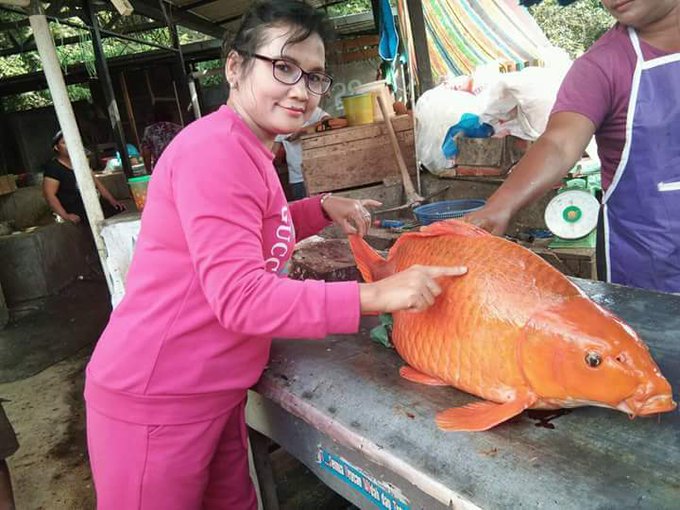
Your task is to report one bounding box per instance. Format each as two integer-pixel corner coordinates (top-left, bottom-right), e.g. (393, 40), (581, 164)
(85, 106), (361, 424)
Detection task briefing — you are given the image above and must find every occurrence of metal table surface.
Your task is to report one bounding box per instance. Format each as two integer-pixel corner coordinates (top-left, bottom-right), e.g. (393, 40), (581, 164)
(246, 279), (680, 510)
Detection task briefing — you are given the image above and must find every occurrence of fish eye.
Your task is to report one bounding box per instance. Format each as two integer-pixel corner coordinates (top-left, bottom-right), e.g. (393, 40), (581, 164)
(585, 352), (602, 368)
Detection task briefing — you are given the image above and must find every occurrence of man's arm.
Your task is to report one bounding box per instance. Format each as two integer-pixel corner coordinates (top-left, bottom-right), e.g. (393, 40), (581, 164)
(465, 112), (596, 234)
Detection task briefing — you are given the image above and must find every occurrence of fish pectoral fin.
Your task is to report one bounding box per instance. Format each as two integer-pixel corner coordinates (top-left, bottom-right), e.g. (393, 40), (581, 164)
(400, 366), (449, 386)
(435, 394), (536, 432)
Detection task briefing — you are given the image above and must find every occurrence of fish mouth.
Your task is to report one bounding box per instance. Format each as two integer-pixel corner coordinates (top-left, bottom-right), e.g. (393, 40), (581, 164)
(622, 395), (677, 417)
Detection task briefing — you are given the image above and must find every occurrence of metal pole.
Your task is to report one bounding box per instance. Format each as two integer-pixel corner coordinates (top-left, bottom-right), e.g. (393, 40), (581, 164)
(82, 0), (133, 179)
(163, 1), (194, 121)
(405, 0), (433, 96)
(188, 77), (201, 119)
(120, 72), (140, 149)
(28, 1), (112, 294)
(188, 64), (204, 119)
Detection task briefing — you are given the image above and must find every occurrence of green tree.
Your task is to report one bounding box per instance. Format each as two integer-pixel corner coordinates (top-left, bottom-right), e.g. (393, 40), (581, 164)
(529, 0), (614, 59)
(327, 0), (372, 16)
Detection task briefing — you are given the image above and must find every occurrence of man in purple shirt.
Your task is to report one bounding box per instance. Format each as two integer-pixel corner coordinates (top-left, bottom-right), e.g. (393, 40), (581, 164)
(466, 0), (680, 293)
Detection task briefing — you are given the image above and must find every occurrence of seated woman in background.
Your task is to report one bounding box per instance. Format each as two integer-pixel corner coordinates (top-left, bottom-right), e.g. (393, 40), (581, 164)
(42, 131), (126, 224)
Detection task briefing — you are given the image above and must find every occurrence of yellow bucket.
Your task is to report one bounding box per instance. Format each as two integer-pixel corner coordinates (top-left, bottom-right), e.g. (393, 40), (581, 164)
(342, 93), (374, 126)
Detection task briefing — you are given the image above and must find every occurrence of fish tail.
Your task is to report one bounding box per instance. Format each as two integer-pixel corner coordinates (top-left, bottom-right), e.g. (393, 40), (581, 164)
(348, 235), (394, 283)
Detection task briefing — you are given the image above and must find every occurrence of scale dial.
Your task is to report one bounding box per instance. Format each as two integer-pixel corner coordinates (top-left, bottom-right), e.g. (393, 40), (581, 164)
(544, 189), (600, 240)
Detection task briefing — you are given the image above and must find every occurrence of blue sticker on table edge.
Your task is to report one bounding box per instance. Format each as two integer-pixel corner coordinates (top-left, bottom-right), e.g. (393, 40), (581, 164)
(317, 447), (411, 510)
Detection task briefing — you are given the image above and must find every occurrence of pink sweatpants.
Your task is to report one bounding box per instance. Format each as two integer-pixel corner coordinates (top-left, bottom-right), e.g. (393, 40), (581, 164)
(86, 399), (257, 510)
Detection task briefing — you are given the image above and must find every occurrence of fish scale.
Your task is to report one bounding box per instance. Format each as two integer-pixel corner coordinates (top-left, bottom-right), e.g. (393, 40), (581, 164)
(349, 220), (676, 431)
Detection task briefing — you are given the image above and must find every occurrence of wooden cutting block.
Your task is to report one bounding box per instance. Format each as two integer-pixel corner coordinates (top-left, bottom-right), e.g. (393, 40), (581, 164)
(289, 238), (360, 282)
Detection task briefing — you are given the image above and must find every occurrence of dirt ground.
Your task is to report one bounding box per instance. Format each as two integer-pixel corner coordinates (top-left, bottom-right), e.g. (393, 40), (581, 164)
(1, 349), (94, 509)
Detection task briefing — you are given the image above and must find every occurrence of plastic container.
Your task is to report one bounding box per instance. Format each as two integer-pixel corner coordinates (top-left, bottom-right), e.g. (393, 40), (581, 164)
(128, 175), (150, 212)
(413, 199), (486, 225)
(131, 163), (147, 177)
(354, 80), (394, 121)
(342, 93), (374, 126)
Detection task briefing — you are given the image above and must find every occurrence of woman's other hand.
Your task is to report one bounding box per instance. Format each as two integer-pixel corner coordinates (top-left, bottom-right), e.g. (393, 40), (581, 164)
(321, 195), (382, 237)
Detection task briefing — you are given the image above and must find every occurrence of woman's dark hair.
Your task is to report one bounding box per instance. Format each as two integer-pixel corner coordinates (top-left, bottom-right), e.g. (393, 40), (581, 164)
(223, 0), (334, 65)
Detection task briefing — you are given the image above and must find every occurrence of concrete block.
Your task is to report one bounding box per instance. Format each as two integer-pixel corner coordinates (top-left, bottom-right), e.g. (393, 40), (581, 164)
(96, 172), (132, 201)
(0, 186), (52, 230)
(0, 222), (92, 306)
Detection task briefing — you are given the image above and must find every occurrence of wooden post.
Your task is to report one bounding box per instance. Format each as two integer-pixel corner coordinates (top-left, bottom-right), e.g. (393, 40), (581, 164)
(376, 95), (422, 203)
(405, 0), (434, 95)
(28, 2), (112, 294)
(119, 72), (140, 149)
(82, 0), (133, 179)
(165, 3), (193, 123)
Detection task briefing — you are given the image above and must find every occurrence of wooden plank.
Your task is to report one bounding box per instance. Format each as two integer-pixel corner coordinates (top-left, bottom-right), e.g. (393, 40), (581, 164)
(301, 115), (413, 149)
(303, 129), (414, 158)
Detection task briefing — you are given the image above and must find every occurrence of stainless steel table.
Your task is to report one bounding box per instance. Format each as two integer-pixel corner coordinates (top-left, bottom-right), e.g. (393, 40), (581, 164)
(246, 280), (680, 510)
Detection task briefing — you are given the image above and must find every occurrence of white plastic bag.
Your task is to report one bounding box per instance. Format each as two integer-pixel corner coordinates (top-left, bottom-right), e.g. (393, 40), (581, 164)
(100, 218), (141, 307)
(415, 84), (481, 173)
(477, 47), (572, 140)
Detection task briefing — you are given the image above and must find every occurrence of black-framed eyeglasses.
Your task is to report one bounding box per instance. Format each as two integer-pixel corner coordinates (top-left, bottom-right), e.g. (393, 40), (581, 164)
(248, 53), (333, 95)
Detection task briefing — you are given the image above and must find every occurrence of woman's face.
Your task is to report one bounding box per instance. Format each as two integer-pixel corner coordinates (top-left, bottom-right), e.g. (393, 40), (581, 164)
(226, 24), (326, 143)
(601, 0), (680, 29)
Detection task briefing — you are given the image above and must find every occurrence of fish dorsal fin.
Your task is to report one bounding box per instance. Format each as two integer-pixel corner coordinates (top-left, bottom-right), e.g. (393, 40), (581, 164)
(419, 219), (490, 238)
(348, 235), (395, 283)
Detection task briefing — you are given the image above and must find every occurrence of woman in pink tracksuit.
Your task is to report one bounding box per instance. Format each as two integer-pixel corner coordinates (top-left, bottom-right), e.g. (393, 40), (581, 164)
(84, 2), (467, 508)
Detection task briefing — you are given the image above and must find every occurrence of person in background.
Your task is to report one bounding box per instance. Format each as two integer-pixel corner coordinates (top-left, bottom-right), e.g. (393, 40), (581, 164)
(84, 2), (467, 508)
(140, 103), (183, 172)
(465, 0), (680, 293)
(43, 131), (126, 224)
(0, 401), (18, 510)
(274, 106), (330, 200)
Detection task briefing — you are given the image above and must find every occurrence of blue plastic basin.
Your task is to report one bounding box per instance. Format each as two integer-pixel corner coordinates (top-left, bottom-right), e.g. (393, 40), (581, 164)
(413, 199), (486, 225)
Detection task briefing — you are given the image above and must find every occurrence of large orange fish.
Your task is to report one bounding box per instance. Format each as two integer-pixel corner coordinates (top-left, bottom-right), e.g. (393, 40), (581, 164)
(349, 220), (676, 432)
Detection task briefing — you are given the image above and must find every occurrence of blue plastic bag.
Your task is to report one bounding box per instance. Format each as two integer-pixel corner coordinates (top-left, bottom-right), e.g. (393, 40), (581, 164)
(441, 113), (494, 159)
